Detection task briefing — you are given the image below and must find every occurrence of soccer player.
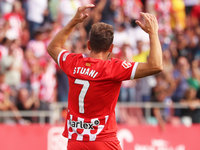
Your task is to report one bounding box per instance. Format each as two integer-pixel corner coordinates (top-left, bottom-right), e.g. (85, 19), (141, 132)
(47, 4), (162, 150)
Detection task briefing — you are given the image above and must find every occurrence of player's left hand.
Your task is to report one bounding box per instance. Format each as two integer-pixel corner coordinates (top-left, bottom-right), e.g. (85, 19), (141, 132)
(73, 4), (95, 23)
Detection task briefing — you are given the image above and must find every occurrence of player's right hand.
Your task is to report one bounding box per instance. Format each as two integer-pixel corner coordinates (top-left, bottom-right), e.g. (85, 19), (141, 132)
(73, 4), (95, 23)
(135, 12), (158, 35)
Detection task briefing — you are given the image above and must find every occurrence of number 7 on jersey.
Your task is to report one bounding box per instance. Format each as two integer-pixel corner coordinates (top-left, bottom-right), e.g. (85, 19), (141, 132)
(74, 79), (90, 113)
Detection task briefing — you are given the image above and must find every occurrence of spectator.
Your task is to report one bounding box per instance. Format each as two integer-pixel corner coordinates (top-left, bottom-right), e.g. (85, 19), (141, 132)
(172, 56), (190, 116)
(187, 60), (200, 91)
(172, 57), (190, 102)
(123, 0), (143, 21)
(0, 0), (15, 15)
(3, 0), (25, 40)
(113, 23), (129, 48)
(191, 1), (200, 27)
(159, 30), (171, 51)
(27, 0), (48, 38)
(119, 43), (136, 102)
(185, 27), (199, 61)
(0, 38), (10, 62)
(1, 40), (23, 90)
(180, 88), (200, 123)
(162, 50), (174, 74)
(184, 0), (197, 28)
(133, 40), (149, 63)
(56, 68), (69, 102)
(176, 30), (189, 58)
(95, 0), (116, 27)
(155, 0), (172, 34)
(26, 28), (47, 59)
(184, 0), (197, 15)
(0, 72), (22, 123)
(0, 73), (12, 110)
(151, 86), (180, 131)
(59, 0), (81, 27)
(171, 0), (186, 31)
(127, 20), (149, 49)
(133, 40), (156, 102)
(38, 59), (57, 122)
(29, 59), (41, 98)
(194, 26), (200, 59)
(16, 88), (40, 122)
(155, 72), (176, 97)
(20, 22), (30, 50)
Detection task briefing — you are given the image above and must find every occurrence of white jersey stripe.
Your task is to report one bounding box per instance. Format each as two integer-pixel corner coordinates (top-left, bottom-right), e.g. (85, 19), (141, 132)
(57, 50), (67, 67)
(130, 62), (139, 79)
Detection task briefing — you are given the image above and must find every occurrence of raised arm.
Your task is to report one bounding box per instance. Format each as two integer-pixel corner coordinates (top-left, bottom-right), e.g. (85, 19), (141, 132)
(134, 13), (163, 79)
(47, 4), (95, 63)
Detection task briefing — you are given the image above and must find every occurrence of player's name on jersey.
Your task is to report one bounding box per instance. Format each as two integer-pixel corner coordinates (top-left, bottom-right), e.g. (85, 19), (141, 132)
(69, 119), (100, 130)
(73, 67), (98, 78)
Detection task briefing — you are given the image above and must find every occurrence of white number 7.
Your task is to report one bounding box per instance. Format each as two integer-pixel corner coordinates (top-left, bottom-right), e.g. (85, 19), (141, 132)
(74, 79), (90, 113)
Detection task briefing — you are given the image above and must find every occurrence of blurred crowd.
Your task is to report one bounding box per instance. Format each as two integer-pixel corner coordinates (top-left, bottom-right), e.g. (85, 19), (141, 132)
(0, 0), (200, 127)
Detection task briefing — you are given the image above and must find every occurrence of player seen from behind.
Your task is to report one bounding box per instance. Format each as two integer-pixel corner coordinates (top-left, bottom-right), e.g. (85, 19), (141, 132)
(47, 4), (163, 150)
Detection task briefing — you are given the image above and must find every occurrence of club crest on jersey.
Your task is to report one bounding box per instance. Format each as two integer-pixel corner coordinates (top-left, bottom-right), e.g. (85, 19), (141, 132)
(69, 119), (100, 130)
(122, 61), (132, 69)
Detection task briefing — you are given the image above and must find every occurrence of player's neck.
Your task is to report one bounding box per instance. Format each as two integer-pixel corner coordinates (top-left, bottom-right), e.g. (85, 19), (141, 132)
(90, 51), (110, 60)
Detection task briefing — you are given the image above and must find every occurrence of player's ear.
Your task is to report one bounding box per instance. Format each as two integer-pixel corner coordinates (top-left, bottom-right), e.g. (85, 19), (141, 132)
(87, 41), (91, 51)
(109, 44), (114, 53)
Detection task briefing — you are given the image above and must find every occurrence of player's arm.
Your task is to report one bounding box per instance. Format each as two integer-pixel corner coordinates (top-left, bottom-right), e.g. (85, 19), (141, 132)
(134, 13), (163, 79)
(47, 4), (95, 63)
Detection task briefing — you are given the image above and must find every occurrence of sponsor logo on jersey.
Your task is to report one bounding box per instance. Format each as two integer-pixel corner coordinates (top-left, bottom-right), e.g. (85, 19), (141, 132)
(122, 61), (132, 69)
(67, 114), (109, 141)
(63, 53), (69, 61)
(69, 119), (100, 130)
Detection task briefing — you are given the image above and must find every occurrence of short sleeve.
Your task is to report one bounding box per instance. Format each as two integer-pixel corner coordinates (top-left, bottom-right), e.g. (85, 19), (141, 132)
(57, 50), (84, 74)
(57, 50), (70, 70)
(111, 59), (138, 81)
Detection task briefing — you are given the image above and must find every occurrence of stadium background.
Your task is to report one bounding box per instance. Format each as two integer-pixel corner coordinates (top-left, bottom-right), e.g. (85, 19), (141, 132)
(0, 0), (200, 149)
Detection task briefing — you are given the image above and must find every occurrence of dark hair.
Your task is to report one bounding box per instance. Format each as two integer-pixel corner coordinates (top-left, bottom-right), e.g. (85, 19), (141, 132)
(1, 37), (8, 45)
(89, 22), (114, 53)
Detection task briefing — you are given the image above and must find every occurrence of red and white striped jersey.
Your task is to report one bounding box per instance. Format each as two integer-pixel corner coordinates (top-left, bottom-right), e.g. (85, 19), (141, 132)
(27, 40), (46, 58)
(0, 45), (8, 61)
(58, 50), (138, 141)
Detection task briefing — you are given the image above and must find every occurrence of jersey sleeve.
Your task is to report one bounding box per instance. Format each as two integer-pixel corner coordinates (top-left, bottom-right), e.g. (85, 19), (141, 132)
(57, 50), (72, 73)
(111, 59), (138, 81)
(57, 50), (84, 74)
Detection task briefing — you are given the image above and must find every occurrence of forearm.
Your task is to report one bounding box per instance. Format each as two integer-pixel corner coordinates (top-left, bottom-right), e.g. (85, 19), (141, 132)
(154, 108), (165, 124)
(47, 4), (94, 63)
(96, 0), (107, 13)
(0, 103), (8, 110)
(47, 18), (78, 62)
(148, 33), (163, 70)
(49, 19), (78, 48)
(24, 98), (35, 109)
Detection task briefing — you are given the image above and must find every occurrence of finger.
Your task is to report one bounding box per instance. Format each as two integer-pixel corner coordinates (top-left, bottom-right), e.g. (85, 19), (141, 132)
(146, 13), (157, 21)
(144, 13), (152, 20)
(78, 4), (95, 12)
(140, 12), (145, 19)
(140, 12), (148, 20)
(81, 13), (89, 21)
(152, 14), (158, 22)
(151, 14), (157, 19)
(135, 20), (145, 30)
